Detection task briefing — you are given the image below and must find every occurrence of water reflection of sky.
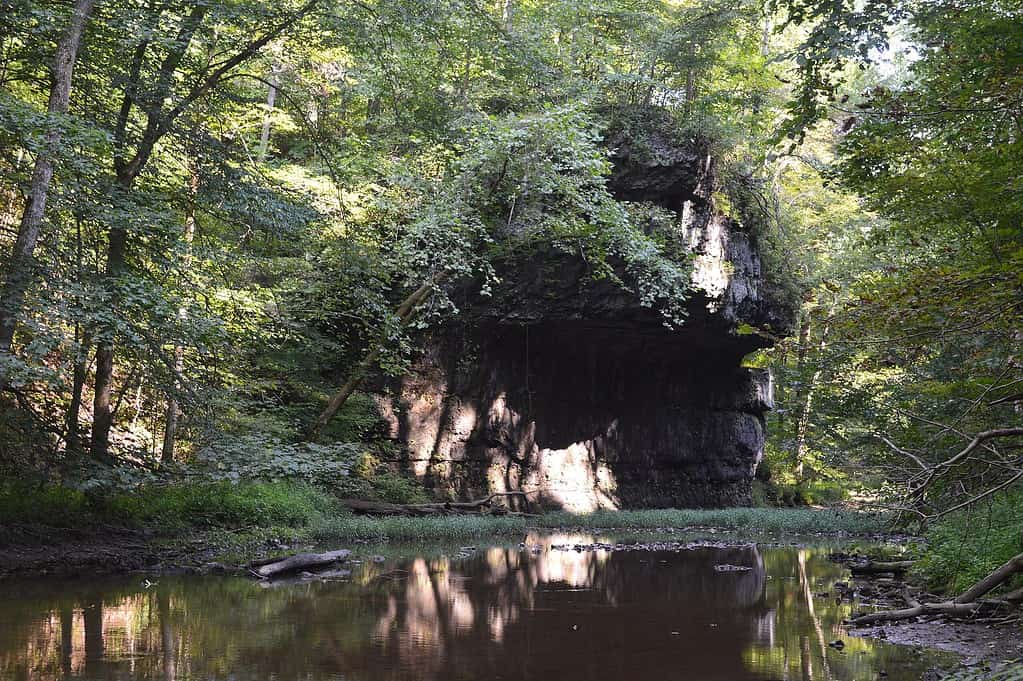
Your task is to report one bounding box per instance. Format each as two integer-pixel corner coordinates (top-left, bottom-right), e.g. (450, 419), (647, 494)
(0, 536), (955, 681)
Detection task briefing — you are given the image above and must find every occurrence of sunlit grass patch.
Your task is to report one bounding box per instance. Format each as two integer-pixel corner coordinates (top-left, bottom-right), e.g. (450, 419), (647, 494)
(535, 507), (888, 534)
(306, 506), (889, 542)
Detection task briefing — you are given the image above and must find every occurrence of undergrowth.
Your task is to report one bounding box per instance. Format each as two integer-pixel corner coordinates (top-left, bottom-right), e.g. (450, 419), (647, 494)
(913, 490), (1023, 595)
(0, 481), (338, 532)
(0, 480), (888, 542)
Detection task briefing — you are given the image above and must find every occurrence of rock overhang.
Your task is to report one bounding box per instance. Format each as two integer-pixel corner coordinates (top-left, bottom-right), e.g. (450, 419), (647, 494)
(375, 106), (793, 510)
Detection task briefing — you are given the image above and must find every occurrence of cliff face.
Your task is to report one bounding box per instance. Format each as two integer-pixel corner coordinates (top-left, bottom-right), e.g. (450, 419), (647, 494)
(377, 111), (792, 510)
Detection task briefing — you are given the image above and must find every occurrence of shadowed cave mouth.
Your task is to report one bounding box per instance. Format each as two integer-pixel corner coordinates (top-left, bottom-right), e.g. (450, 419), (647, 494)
(399, 319), (770, 511)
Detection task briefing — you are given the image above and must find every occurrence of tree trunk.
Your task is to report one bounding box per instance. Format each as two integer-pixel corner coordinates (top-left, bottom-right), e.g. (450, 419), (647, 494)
(83, 600), (103, 669)
(257, 65), (279, 162)
(500, 0), (515, 30)
(59, 605), (73, 676)
(0, 0), (96, 371)
(850, 551), (1023, 625)
(794, 310), (831, 481)
(157, 589), (176, 681)
(253, 549), (351, 579)
(684, 43), (697, 118)
(340, 491), (531, 516)
(90, 199), (129, 460)
(162, 169), (198, 463)
(90, 0), (317, 459)
(309, 274), (445, 439)
(66, 329), (91, 451)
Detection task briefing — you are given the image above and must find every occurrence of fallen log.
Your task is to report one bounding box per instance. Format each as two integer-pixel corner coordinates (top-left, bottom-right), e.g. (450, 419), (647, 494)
(257, 568), (352, 587)
(850, 600), (988, 625)
(341, 491), (532, 517)
(254, 549), (351, 579)
(849, 551), (1023, 626)
(850, 560), (915, 575)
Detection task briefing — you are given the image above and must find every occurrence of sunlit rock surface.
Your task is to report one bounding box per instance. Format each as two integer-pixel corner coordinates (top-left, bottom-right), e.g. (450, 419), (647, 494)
(379, 109), (794, 510)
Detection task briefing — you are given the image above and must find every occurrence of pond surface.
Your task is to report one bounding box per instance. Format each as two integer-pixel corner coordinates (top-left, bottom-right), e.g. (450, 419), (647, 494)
(0, 534), (955, 680)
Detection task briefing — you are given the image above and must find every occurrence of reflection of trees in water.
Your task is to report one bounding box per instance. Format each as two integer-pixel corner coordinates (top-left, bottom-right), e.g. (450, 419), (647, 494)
(0, 543), (944, 681)
(749, 548), (944, 681)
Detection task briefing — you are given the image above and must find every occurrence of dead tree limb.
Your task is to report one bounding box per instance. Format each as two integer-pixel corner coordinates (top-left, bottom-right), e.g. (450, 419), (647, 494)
(850, 551), (1023, 626)
(874, 433), (928, 470)
(955, 551), (1023, 604)
(912, 427), (1023, 501)
(928, 469), (1023, 520)
(850, 560), (915, 575)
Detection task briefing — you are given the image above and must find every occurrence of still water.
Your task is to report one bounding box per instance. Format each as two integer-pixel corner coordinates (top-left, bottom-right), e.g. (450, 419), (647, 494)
(0, 535), (954, 680)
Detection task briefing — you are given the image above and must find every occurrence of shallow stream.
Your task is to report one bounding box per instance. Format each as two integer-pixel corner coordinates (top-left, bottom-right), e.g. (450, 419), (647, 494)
(0, 534), (956, 680)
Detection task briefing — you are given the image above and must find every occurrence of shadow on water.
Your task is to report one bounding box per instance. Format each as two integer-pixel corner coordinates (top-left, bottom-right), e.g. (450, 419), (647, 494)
(0, 535), (954, 681)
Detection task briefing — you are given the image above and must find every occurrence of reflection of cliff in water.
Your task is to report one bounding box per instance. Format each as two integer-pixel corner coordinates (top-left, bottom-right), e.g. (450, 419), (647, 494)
(0, 541), (951, 681)
(366, 536), (770, 681)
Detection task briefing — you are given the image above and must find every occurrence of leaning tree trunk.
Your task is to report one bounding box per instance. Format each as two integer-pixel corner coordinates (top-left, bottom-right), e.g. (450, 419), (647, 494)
(0, 0), (97, 376)
(308, 273), (447, 439)
(850, 551), (1023, 626)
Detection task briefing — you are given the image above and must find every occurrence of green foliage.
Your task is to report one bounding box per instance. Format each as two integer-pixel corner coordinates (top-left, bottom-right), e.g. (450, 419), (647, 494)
(0, 482), (90, 527)
(5, 0), (1014, 550)
(2, 0), (787, 474)
(106, 481), (337, 531)
(191, 435), (361, 489)
(453, 105), (694, 326)
(367, 472), (430, 505)
(758, 0), (1023, 515)
(304, 506), (887, 542)
(536, 507), (887, 534)
(0, 480), (338, 532)
(913, 491), (1023, 595)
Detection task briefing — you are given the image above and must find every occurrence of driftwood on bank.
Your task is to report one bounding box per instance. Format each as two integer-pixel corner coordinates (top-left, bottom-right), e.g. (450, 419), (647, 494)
(341, 491), (533, 517)
(251, 549), (352, 579)
(849, 560), (915, 575)
(850, 551), (1023, 626)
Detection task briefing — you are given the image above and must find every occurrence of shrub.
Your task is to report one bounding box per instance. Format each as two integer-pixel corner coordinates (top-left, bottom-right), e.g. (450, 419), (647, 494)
(369, 472), (430, 504)
(191, 435), (363, 490)
(0, 480), (339, 532)
(105, 481), (339, 530)
(913, 490), (1023, 595)
(0, 482), (90, 527)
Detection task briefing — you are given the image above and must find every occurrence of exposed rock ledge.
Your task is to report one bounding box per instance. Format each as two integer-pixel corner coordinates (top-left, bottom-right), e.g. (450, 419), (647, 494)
(375, 108), (794, 511)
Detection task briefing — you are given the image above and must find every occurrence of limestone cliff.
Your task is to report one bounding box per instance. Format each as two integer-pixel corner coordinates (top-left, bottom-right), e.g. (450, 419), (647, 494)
(376, 110), (793, 510)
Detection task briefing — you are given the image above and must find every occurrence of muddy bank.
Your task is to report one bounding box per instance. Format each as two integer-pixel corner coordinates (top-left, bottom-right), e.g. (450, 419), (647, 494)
(828, 553), (1023, 668)
(852, 621), (1023, 668)
(0, 525), (261, 580)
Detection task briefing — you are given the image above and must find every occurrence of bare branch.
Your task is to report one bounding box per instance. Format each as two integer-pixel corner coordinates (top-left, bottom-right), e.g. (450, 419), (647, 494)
(873, 432), (928, 470)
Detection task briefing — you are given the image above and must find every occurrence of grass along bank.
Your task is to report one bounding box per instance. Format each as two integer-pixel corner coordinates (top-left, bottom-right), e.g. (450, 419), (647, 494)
(1, 480), (889, 545)
(0, 488), (891, 578)
(308, 506), (890, 543)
